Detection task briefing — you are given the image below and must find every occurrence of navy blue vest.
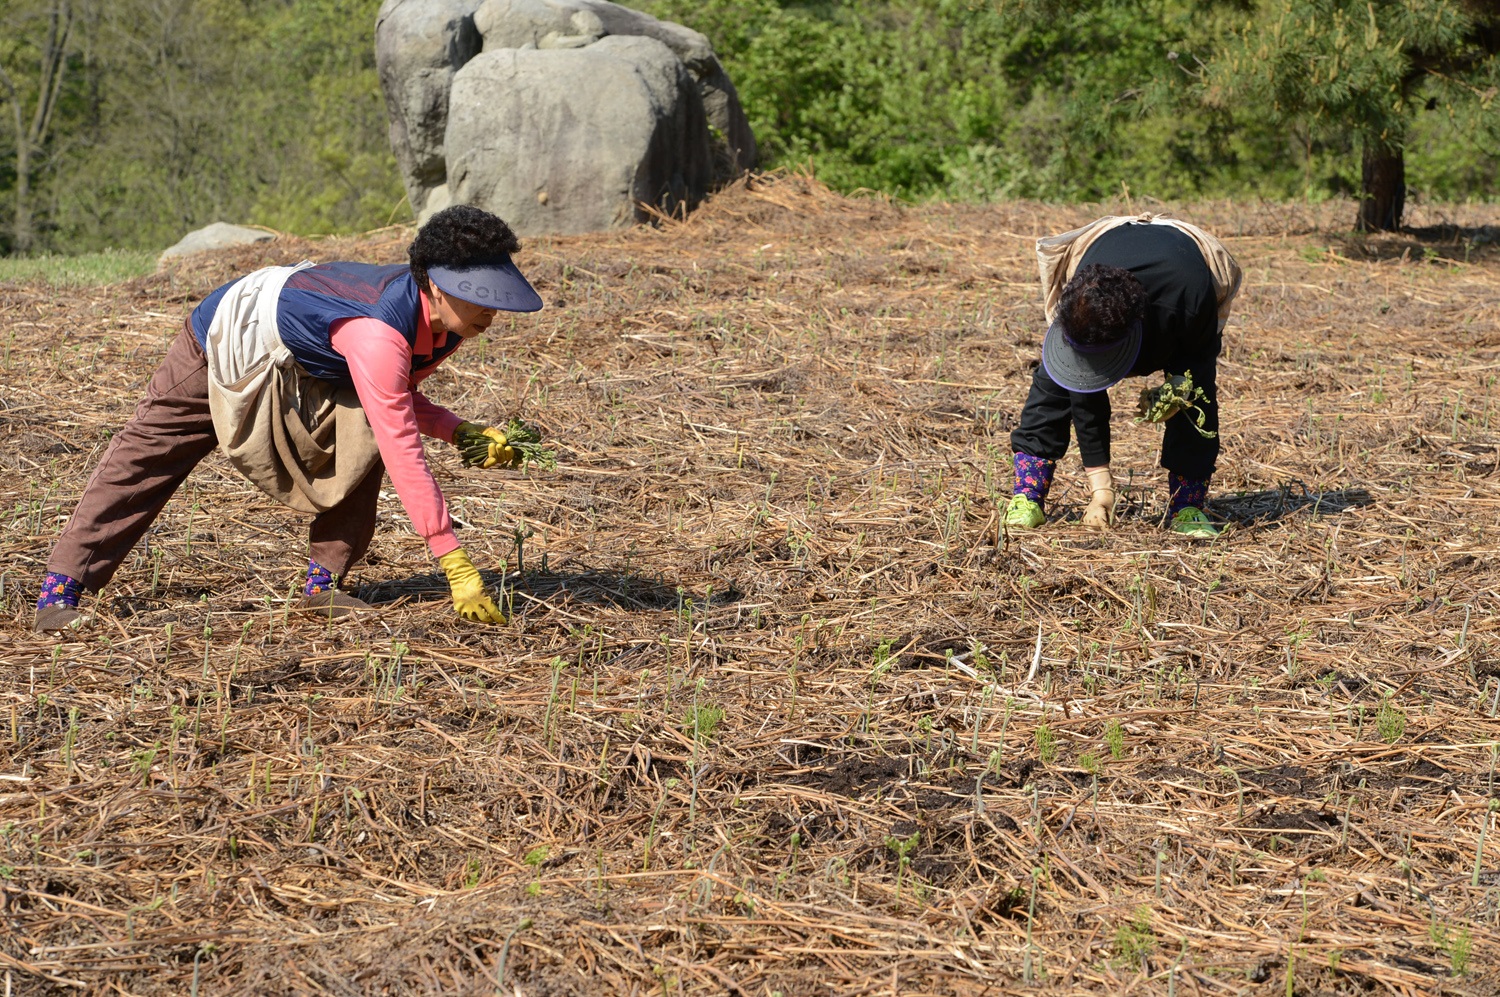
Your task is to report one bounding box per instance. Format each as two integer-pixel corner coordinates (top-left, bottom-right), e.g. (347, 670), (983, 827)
(190, 263), (461, 387)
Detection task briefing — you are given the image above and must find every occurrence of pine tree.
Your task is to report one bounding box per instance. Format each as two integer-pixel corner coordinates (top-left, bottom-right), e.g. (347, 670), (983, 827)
(1200, 0), (1500, 231)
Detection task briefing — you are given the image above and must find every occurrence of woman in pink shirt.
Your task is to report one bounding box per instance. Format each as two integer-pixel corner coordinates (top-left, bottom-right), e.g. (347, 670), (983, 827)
(35, 205), (540, 632)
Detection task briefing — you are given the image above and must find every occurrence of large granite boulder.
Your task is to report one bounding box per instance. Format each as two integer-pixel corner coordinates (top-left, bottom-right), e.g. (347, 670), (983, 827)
(447, 36), (711, 233)
(375, 0), (484, 221)
(375, 0), (755, 231)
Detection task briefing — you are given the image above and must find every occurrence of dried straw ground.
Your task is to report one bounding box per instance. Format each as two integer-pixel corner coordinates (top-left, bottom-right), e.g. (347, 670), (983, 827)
(4, 175), (1500, 997)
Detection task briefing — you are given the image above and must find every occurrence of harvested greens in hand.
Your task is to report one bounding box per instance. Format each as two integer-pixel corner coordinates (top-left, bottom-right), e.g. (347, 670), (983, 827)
(456, 418), (557, 470)
(1136, 373), (1217, 438)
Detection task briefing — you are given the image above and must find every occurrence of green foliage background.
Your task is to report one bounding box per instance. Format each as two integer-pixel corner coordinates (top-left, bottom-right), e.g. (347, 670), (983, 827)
(3, 0), (402, 255)
(644, 0), (1498, 204)
(1, 0), (1496, 255)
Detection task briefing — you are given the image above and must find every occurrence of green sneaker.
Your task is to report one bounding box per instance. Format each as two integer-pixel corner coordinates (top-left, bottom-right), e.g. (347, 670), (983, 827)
(1004, 494), (1045, 530)
(1170, 507), (1220, 539)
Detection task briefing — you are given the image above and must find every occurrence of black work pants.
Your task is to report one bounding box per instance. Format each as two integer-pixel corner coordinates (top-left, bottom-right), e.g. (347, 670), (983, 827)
(1010, 363), (1220, 480)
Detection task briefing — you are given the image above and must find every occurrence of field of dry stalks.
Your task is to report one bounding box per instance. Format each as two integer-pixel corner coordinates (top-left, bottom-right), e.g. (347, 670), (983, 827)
(4, 175), (1500, 996)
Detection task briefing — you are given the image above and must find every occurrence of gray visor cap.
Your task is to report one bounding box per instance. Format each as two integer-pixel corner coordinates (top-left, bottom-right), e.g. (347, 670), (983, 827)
(428, 260), (543, 312)
(1039, 317), (1142, 394)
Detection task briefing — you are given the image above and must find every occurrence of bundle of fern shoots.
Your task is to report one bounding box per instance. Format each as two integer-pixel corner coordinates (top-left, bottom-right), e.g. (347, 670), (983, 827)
(1135, 372), (1217, 438)
(456, 418), (558, 470)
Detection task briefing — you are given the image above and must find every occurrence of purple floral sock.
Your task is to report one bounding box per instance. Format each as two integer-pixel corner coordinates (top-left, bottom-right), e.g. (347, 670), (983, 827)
(1012, 453), (1056, 506)
(305, 560), (336, 598)
(37, 572), (83, 611)
(1168, 473), (1210, 515)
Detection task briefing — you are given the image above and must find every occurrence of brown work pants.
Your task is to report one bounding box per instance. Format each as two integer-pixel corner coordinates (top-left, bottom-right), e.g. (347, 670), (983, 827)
(48, 324), (386, 592)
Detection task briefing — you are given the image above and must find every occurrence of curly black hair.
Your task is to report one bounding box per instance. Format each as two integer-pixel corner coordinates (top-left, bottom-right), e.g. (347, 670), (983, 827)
(1057, 263), (1146, 346)
(407, 204), (522, 292)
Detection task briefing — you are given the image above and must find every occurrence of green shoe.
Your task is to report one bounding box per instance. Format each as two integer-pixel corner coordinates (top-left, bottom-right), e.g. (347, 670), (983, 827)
(1170, 507), (1220, 539)
(1004, 494), (1045, 530)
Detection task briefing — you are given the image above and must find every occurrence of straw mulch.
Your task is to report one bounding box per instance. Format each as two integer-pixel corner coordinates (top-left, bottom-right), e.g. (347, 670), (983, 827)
(3, 174), (1500, 995)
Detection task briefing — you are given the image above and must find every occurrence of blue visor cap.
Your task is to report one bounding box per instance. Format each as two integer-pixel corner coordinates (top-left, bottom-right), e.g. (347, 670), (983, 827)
(428, 259), (543, 312)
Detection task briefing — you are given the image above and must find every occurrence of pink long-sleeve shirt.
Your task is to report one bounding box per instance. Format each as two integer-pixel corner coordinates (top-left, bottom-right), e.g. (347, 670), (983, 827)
(328, 295), (465, 558)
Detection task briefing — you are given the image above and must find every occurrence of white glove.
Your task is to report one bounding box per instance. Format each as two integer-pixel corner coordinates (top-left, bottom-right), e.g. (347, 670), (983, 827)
(1082, 467), (1115, 530)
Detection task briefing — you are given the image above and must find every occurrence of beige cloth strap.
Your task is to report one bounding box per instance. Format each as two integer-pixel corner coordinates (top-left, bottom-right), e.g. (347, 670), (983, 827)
(1036, 214), (1243, 332)
(204, 263), (381, 515)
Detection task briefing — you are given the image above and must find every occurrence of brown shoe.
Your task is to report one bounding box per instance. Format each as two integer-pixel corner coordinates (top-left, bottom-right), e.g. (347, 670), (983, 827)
(295, 590), (374, 619)
(34, 604), (85, 633)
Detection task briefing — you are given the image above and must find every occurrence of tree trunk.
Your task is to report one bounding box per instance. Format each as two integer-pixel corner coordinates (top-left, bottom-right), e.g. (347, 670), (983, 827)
(1357, 143), (1405, 233)
(1, 0), (73, 256)
(13, 129), (33, 255)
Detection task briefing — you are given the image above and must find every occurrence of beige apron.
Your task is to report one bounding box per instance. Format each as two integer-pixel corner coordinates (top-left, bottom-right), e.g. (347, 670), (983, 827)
(204, 263), (382, 514)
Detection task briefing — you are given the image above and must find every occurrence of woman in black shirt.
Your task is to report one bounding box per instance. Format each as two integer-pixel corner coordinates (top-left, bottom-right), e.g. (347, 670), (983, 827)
(1006, 222), (1225, 539)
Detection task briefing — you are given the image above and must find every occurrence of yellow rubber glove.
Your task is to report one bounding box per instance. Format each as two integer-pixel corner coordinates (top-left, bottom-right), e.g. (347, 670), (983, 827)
(438, 548), (507, 623)
(1081, 466), (1115, 530)
(453, 421), (518, 469)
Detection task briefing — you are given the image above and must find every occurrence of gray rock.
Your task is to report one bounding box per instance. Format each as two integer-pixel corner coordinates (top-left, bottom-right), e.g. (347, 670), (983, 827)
(475, 0), (703, 59)
(376, 0), (754, 231)
(159, 222), (274, 261)
(376, 0), (485, 219)
(475, 0), (755, 181)
(447, 35), (712, 234)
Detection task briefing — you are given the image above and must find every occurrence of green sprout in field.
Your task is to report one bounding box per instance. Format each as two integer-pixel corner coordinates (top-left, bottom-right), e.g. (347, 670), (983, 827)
(132, 744), (158, 788)
(1447, 924), (1473, 975)
(1104, 718), (1126, 760)
(862, 638), (897, 733)
(1377, 697), (1407, 743)
(523, 846), (548, 896)
(1035, 723), (1057, 764)
(884, 830), (920, 905)
(683, 702), (724, 744)
(1136, 372), (1216, 438)
(1112, 904), (1155, 969)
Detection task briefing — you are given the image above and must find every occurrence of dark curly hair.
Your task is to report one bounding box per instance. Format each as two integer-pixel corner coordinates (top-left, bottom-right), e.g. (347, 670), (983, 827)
(408, 204), (522, 292)
(1057, 263), (1146, 346)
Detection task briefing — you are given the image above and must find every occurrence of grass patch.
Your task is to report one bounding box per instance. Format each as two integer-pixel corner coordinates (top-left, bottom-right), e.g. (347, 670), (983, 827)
(0, 249), (156, 287)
